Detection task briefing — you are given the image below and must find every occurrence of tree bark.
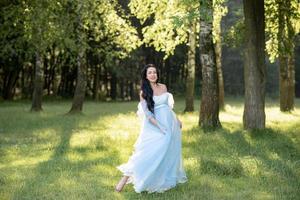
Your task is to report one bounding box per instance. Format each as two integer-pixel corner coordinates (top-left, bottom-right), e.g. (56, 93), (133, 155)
(69, 50), (87, 113)
(243, 0), (266, 129)
(279, 53), (295, 111)
(213, 9), (225, 110)
(44, 57), (51, 95)
(215, 41), (225, 110)
(278, 0), (295, 111)
(184, 21), (196, 112)
(49, 46), (58, 96)
(2, 67), (20, 100)
(287, 51), (295, 109)
(110, 72), (117, 100)
(120, 78), (125, 100)
(51, 66), (59, 96)
(93, 65), (100, 101)
(199, 0), (221, 128)
(31, 51), (44, 111)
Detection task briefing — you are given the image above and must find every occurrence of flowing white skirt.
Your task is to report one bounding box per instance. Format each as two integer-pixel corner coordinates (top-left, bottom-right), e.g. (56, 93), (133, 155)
(117, 103), (187, 193)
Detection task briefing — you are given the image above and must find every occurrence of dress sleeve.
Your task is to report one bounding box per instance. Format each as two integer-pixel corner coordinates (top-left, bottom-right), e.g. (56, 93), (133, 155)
(137, 99), (154, 119)
(167, 93), (174, 109)
(136, 99), (167, 135)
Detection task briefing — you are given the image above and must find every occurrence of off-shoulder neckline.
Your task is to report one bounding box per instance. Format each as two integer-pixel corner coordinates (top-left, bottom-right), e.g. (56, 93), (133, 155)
(153, 92), (169, 97)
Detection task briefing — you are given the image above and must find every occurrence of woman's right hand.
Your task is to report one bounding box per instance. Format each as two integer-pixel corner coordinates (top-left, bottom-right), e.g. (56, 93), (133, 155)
(158, 126), (167, 135)
(149, 117), (167, 135)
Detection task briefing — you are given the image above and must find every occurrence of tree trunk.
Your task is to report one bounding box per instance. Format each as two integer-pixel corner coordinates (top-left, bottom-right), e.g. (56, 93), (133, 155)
(21, 67), (25, 98)
(104, 66), (109, 98)
(287, 51), (295, 109)
(110, 72), (117, 100)
(129, 81), (135, 100)
(31, 51), (44, 111)
(280, 51), (295, 111)
(2, 67), (20, 100)
(215, 41), (225, 110)
(29, 65), (34, 99)
(199, 0), (221, 128)
(49, 45), (57, 96)
(43, 57), (50, 95)
(52, 66), (59, 96)
(243, 0), (266, 129)
(93, 64), (100, 101)
(69, 51), (87, 113)
(184, 21), (196, 112)
(213, 6), (225, 110)
(120, 78), (125, 100)
(278, 0), (295, 112)
(58, 65), (66, 97)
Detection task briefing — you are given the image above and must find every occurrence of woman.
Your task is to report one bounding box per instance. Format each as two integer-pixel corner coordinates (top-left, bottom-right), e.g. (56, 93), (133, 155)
(115, 64), (187, 193)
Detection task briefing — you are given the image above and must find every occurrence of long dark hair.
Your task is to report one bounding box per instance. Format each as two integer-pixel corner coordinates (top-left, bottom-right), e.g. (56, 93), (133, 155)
(141, 64), (160, 114)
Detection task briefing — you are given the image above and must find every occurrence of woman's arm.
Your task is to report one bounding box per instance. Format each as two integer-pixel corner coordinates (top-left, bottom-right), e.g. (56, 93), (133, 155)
(139, 91), (167, 134)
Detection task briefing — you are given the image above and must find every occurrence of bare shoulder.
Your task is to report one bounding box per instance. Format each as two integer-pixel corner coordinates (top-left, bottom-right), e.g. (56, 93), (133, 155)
(158, 83), (167, 92)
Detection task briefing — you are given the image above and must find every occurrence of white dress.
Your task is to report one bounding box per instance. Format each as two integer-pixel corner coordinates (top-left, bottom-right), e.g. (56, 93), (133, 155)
(116, 92), (187, 193)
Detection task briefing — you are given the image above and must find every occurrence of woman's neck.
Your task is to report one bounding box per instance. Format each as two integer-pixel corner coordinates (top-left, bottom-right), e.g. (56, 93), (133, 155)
(150, 82), (158, 90)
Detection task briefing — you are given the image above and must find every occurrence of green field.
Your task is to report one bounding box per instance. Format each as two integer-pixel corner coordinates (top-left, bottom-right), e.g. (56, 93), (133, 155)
(0, 98), (299, 199)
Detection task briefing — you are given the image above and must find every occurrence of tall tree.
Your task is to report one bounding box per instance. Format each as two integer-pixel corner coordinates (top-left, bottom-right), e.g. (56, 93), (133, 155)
(67, 0), (141, 113)
(69, 1), (87, 113)
(31, 51), (44, 111)
(131, 0), (227, 115)
(199, 0), (221, 128)
(0, 1), (25, 100)
(278, 0), (295, 111)
(243, 0), (266, 129)
(213, 0), (227, 110)
(184, 21), (197, 112)
(69, 50), (87, 113)
(265, 0), (299, 112)
(130, 0), (199, 111)
(24, 0), (59, 111)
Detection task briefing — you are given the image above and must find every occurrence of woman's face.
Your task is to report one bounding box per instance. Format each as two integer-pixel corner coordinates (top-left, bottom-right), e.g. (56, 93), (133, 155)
(146, 67), (158, 83)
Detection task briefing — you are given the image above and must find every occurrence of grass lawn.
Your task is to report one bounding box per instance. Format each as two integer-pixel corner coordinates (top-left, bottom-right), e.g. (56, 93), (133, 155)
(0, 97), (299, 200)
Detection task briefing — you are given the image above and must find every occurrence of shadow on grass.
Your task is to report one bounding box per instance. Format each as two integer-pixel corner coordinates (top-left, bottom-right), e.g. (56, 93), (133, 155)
(0, 102), (132, 199)
(182, 122), (300, 199)
(11, 114), (123, 199)
(9, 116), (119, 199)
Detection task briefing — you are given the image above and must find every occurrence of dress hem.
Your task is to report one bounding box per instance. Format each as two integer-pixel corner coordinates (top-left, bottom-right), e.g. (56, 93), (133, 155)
(116, 165), (188, 193)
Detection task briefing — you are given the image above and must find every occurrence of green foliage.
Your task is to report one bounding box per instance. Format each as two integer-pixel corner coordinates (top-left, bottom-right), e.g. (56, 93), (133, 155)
(0, 0), (141, 67)
(0, 1), (27, 59)
(129, 0), (192, 57)
(223, 19), (245, 48)
(101, 0), (142, 58)
(200, 0), (213, 22)
(128, 0), (228, 57)
(213, 0), (228, 44)
(265, 0), (300, 62)
(23, 0), (62, 54)
(56, 0), (141, 61)
(222, 1), (244, 49)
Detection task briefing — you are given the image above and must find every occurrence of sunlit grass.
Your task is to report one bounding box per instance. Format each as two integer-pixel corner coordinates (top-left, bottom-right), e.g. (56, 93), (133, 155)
(0, 98), (299, 199)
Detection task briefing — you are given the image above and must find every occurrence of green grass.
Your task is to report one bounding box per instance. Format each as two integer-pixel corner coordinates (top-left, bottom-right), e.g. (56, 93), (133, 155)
(0, 98), (300, 200)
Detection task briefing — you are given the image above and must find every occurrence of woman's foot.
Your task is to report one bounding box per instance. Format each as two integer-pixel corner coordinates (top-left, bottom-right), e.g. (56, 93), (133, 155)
(115, 176), (129, 192)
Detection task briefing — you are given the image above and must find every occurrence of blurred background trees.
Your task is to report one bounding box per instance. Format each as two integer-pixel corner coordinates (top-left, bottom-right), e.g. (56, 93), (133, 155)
(0, 0), (299, 128)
